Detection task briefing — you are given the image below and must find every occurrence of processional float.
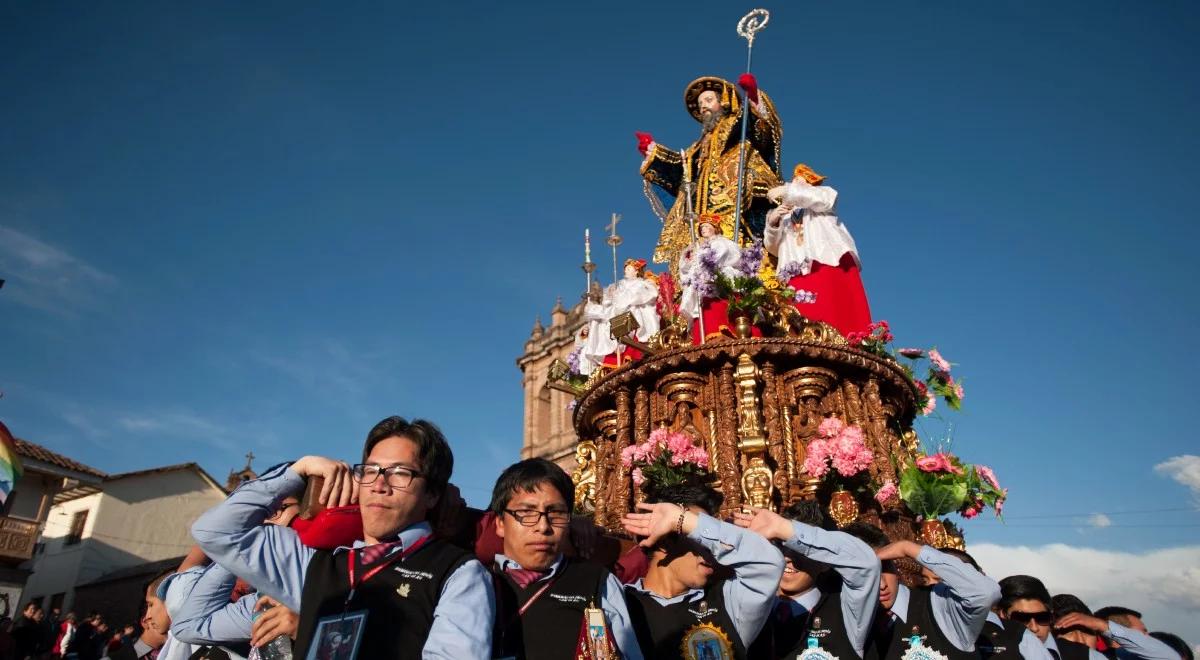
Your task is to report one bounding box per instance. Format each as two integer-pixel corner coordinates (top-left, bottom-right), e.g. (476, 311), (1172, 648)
(551, 10), (1005, 579)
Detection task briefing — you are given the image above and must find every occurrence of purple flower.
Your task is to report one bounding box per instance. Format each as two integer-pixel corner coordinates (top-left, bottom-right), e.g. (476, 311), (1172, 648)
(566, 348), (582, 375)
(736, 240), (764, 277)
(776, 261), (804, 283)
(793, 289), (817, 304)
(698, 245), (720, 274)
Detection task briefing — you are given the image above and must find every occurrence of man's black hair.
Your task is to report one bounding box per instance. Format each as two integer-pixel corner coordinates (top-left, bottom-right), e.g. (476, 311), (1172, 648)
(1093, 605), (1142, 622)
(362, 416), (454, 499)
(782, 500), (826, 528)
(1149, 633), (1193, 660)
(939, 547), (983, 573)
(642, 481), (723, 516)
(841, 521), (890, 549)
(1051, 593), (1092, 619)
(489, 458), (575, 514)
(998, 575), (1051, 610)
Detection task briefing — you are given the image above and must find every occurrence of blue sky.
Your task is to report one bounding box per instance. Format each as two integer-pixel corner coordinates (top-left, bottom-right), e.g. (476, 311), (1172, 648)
(3, 0), (1199, 563)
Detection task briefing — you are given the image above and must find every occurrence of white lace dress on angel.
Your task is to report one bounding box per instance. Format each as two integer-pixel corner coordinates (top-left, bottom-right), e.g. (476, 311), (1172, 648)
(606, 276), (661, 342)
(764, 179), (860, 276)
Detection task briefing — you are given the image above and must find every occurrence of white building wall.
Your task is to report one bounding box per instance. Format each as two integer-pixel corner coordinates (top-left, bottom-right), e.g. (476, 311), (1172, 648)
(20, 492), (100, 609)
(20, 469), (226, 611)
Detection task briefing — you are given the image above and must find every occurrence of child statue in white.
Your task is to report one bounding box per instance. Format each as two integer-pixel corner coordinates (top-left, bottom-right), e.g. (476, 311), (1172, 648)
(605, 258), (660, 343)
(678, 215), (742, 321)
(579, 285), (617, 374)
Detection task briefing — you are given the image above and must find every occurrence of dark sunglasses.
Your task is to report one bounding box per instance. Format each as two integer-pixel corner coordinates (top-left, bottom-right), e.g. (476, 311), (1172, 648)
(1009, 611), (1054, 625)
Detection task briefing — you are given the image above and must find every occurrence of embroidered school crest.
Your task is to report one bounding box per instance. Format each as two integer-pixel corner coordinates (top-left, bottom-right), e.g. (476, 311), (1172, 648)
(396, 583), (411, 598)
(688, 600), (719, 620)
(681, 622), (734, 660)
(796, 616), (840, 660)
(899, 629), (949, 660)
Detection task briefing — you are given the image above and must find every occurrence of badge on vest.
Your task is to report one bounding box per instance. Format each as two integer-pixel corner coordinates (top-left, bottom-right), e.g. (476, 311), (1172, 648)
(681, 622), (734, 660)
(688, 599), (719, 620)
(308, 610), (367, 660)
(574, 603), (616, 660)
(794, 617), (840, 660)
(899, 628), (949, 660)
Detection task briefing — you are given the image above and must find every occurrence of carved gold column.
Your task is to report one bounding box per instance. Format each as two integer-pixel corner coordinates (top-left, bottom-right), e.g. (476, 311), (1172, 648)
(760, 361), (788, 502)
(589, 410), (618, 528)
(734, 353), (774, 511)
(634, 387), (651, 443)
(611, 388), (634, 520)
(717, 363), (742, 515)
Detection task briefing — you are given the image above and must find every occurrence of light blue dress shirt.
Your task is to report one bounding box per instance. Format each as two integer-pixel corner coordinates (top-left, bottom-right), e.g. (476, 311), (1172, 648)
(783, 520), (881, 656)
(1106, 622), (1181, 660)
(494, 553), (643, 660)
(624, 512), (785, 647)
(169, 562), (256, 645)
(888, 546), (1000, 652)
(191, 463), (496, 659)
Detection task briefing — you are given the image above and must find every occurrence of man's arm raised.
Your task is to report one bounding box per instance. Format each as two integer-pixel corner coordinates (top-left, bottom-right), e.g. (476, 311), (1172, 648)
(191, 456), (356, 611)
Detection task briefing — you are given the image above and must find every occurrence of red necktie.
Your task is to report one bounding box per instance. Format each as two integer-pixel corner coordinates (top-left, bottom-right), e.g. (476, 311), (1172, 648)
(505, 566), (551, 588)
(360, 540), (402, 565)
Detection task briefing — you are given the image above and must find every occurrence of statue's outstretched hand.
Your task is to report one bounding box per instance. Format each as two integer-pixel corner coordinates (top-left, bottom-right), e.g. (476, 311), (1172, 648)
(636, 131), (655, 156)
(738, 73), (759, 104)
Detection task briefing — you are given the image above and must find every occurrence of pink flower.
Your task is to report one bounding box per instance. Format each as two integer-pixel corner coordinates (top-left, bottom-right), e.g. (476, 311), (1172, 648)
(648, 427), (670, 446)
(620, 444), (637, 468)
(915, 381), (936, 415)
(898, 348), (925, 359)
(632, 468), (644, 486)
(839, 424), (865, 445)
(831, 439), (873, 476)
(803, 438), (832, 477)
(961, 501), (981, 519)
(953, 381), (965, 400)
(916, 452), (962, 475)
(929, 348), (951, 374)
(874, 481), (899, 504)
(817, 416), (845, 438)
(845, 331), (866, 346)
(976, 465), (1001, 491)
(995, 489), (1007, 515)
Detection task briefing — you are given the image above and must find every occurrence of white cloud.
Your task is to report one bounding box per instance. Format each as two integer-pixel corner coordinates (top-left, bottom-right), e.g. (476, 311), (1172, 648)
(1155, 455), (1200, 503)
(0, 225), (116, 315)
(1086, 513), (1112, 528)
(972, 543), (1200, 646)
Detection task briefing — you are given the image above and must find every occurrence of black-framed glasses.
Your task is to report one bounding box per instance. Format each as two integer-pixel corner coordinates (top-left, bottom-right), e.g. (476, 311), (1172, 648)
(1009, 610), (1054, 625)
(504, 508), (571, 527)
(352, 464), (423, 489)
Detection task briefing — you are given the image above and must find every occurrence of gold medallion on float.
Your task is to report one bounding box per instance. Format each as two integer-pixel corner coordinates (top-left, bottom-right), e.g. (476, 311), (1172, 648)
(681, 622), (734, 660)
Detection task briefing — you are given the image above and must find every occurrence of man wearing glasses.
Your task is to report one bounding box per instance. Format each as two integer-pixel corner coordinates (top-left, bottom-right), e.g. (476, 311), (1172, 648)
(191, 416), (495, 659)
(488, 458), (642, 659)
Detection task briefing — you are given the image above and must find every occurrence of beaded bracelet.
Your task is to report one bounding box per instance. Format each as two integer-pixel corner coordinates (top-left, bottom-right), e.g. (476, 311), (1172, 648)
(674, 505), (687, 535)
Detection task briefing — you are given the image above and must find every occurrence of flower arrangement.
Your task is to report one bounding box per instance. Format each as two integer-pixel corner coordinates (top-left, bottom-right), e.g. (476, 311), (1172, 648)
(895, 346), (965, 412)
(802, 417), (874, 482)
(712, 240), (775, 317)
(898, 451), (1006, 520)
(620, 427), (711, 489)
(845, 320), (894, 358)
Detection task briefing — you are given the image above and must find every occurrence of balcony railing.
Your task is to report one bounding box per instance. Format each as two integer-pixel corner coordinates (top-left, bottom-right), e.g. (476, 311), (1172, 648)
(0, 516), (40, 561)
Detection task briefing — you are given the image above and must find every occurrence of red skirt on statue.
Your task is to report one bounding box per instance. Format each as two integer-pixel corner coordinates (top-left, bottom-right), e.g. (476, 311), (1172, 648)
(690, 298), (763, 345)
(787, 253), (872, 337)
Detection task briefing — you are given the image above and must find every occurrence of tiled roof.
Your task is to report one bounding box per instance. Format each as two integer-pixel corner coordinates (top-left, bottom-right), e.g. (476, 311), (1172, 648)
(13, 437), (107, 479)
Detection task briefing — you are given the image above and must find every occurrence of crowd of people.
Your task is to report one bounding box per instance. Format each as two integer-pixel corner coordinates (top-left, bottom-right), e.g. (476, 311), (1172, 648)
(11, 415), (1194, 660)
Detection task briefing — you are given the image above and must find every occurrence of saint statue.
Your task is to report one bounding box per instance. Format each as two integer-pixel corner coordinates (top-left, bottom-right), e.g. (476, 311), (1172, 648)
(638, 74), (783, 269)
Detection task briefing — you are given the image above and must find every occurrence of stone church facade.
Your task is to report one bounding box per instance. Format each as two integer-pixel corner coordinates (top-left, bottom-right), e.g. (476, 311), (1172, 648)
(516, 296), (586, 473)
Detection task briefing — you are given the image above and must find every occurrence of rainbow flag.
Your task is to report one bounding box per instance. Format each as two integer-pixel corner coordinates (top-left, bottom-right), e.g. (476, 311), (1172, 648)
(0, 421), (24, 506)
